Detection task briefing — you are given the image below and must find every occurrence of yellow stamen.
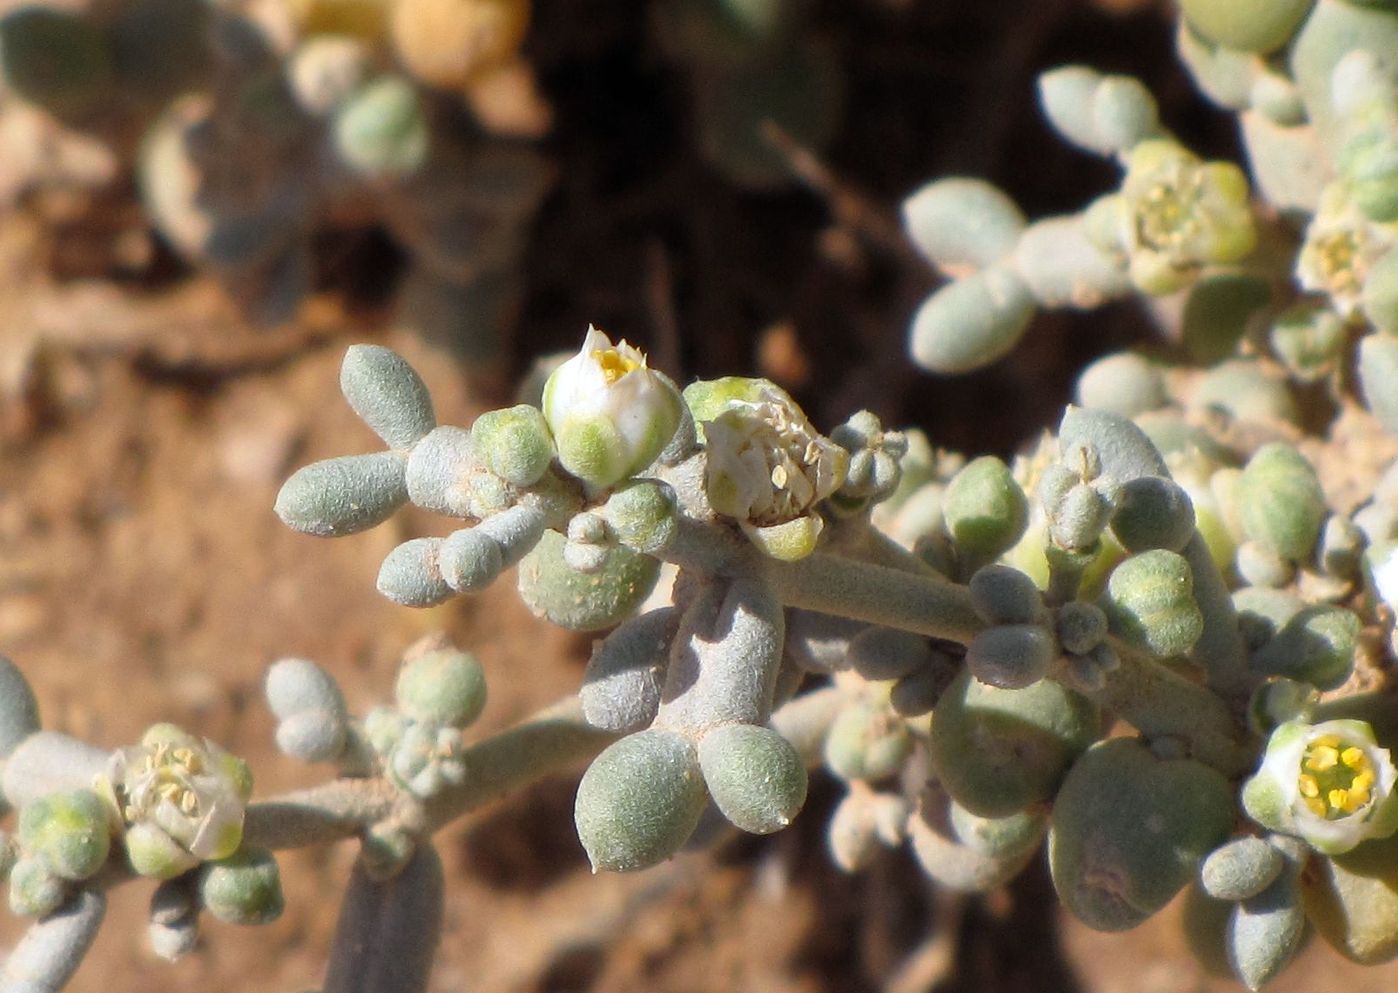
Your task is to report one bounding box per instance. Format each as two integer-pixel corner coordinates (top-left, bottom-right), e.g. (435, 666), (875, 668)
(1341, 747), (1367, 769)
(1304, 796), (1328, 817)
(597, 349), (639, 384)
(1307, 745), (1340, 772)
(1298, 774), (1320, 798)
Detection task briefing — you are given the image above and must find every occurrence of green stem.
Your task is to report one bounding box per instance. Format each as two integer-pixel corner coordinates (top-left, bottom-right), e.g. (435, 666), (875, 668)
(766, 551), (1251, 773)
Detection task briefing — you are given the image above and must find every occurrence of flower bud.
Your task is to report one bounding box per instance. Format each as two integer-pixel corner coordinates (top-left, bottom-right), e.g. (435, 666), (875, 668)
(574, 729), (707, 872)
(1075, 352), (1166, 418)
(968, 564), (1045, 626)
(1099, 549), (1203, 657)
(846, 627), (933, 682)
(471, 404), (555, 487)
(148, 876), (199, 962)
(19, 789), (112, 882)
(389, 724), (466, 798)
(199, 847), (283, 926)
(1269, 303), (1348, 382)
(601, 480), (678, 555)
(377, 537), (454, 607)
(942, 456), (1029, 572)
(1243, 719), (1398, 855)
(542, 327), (682, 489)
(947, 801), (1046, 862)
(265, 658), (347, 723)
(394, 644), (487, 729)
(1055, 601), (1109, 656)
(698, 724), (807, 835)
(1238, 443), (1326, 562)
(8, 856), (64, 918)
(1050, 737), (1234, 931)
(930, 669), (1100, 818)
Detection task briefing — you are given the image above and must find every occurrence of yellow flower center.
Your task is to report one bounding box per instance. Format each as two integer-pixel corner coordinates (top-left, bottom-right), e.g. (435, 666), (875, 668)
(596, 348), (639, 384)
(1313, 231), (1363, 296)
(124, 743), (206, 822)
(1298, 734), (1376, 819)
(1136, 171), (1208, 254)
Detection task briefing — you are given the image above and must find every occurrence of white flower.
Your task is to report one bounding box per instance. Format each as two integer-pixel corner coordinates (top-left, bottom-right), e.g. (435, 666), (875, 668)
(701, 384), (847, 560)
(1242, 719), (1398, 855)
(542, 326), (682, 489)
(102, 723), (252, 878)
(1296, 183), (1396, 319)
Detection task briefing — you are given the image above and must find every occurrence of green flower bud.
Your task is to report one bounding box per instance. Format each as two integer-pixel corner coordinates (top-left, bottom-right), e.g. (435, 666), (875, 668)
(1075, 352), (1167, 418)
(339, 344), (435, 450)
(199, 847), (284, 926)
(698, 724), (806, 834)
(470, 405), (554, 488)
(517, 529), (660, 631)
(1200, 837), (1286, 901)
(965, 624), (1056, 690)
(1238, 443), (1326, 562)
(909, 267), (1036, 374)
(1360, 333), (1398, 434)
(1099, 549), (1204, 657)
(602, 481), (678, 555)
(1055, 601), (1109, 656)
(0, 8), (113, 119)
(901, 177), (1026, 270)
(1049, 737), (1234, 931)
(1110, 476), (1197, 553)
(942, 456), (1029, 572)
(8, 855), (64, 918)
(542, 327), (682, 489)
(930, 668), (1100, 818)
(394, 645), (487, 729)
(968, 564), (1045, 626)
(106, 724), (252, 879)
(1179, 0), (1313, 53)
(1270, 302), (1348, 382)
(363, 706), (409, 758)
(333, 76), (429, 178)
(1243, 719), (1398, 855)
(890, 661), (957, 718)
(1229, 864), (1307, 990)
(823, 697), (912, 783)
(275, 452), (408, 537)
(1301, 831), (1398, 964)
(19, 790), (112, 882)
(389, 724), (466, 798)
(1250, 68), (1307, 126)
(574, 729), (707, 872)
